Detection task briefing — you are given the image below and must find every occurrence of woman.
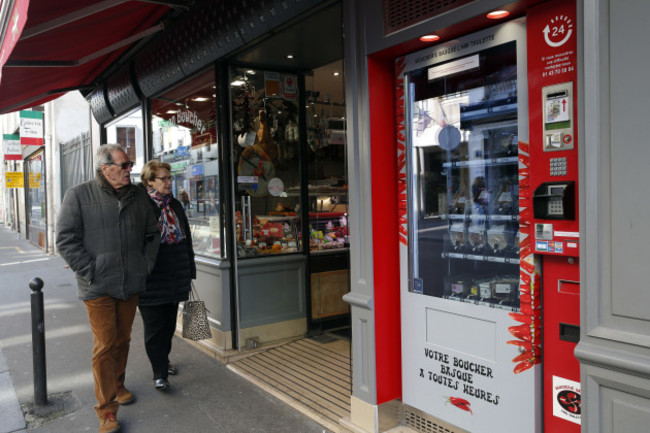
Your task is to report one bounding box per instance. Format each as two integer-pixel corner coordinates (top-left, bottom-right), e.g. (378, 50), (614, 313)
(138, 160), (195, 391)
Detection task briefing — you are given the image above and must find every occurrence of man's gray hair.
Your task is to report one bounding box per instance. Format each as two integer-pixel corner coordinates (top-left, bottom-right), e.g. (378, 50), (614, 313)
(95, 144), (127, 171)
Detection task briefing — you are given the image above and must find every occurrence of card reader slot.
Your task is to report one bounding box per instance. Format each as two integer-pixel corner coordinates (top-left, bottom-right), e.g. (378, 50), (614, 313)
(559, 322), (580, 343)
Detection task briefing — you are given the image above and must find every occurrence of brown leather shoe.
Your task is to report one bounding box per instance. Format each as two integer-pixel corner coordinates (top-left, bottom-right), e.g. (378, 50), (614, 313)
(115, 385), (135, 405)
(99, 412), (120, 433)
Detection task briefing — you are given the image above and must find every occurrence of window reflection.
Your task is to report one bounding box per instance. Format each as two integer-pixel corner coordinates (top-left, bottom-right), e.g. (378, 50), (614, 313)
(105, 108), (145, 179)
(305, 59), (348, 252)
(150, 67), (221, 258)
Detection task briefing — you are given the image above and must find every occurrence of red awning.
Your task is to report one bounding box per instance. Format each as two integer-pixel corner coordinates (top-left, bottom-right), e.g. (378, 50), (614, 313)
(0, 0), (180, 114)
(0, 0), (29, 82)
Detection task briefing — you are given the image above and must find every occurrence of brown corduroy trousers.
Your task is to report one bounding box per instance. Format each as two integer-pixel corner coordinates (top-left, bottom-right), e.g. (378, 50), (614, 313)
(84, 295), (139, 418)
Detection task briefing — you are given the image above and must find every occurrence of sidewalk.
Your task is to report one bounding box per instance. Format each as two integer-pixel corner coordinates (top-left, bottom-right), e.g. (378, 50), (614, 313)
(0, 225), (332, 433)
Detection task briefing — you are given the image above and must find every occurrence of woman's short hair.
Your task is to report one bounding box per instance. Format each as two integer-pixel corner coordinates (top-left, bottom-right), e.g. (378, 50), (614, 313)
(94, 144), (127, 171)
(141, 160), (172, 187)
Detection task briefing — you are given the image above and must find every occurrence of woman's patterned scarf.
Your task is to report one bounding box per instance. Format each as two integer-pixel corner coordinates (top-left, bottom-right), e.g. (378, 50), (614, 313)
(146, 186), (185, 245)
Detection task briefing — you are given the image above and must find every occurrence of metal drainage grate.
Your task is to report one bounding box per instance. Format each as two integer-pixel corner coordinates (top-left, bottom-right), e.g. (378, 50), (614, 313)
(403, 405), (469, 433)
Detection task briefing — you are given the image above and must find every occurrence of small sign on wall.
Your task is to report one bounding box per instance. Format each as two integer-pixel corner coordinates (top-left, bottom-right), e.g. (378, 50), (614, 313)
(20, 111), (44, 146)
(2, 134), (21, 160)
(5, 172), (24, 188)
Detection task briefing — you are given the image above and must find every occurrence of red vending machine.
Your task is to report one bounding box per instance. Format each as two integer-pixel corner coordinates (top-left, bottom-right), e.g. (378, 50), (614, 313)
(527, 1), (581, 431)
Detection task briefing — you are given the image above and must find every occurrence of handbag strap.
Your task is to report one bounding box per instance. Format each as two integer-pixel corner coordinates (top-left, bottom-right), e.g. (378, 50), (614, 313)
(189, 282), (200, 301)
(187, 282), (210, 313)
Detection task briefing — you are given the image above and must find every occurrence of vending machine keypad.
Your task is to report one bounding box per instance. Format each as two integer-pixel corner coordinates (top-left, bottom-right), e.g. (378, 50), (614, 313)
(550, 157), (567, 176)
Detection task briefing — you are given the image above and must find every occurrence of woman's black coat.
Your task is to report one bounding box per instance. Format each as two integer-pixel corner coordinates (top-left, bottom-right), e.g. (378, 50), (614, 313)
(138, 185), (196, 306)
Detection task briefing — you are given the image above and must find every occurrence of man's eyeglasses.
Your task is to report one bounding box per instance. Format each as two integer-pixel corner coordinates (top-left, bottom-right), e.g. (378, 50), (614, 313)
(108, 161), (134, 169)
(155, 176), (173, 182)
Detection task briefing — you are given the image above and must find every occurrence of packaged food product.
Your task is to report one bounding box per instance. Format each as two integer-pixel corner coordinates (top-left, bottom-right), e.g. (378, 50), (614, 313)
(449, 223), (466, 250)
(478, 281), (493, 299)
(468, 224), (486, 252)
(491, 276), (519, 302)
(487, 224), (507, 253)
(444, 276), (470, 299)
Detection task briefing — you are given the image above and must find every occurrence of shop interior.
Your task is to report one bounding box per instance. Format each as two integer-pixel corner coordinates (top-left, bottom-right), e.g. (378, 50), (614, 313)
(145, 0), (350, 338)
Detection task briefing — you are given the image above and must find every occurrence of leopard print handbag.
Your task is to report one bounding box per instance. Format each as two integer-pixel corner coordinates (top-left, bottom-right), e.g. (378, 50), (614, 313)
(182, 284), (212, 341)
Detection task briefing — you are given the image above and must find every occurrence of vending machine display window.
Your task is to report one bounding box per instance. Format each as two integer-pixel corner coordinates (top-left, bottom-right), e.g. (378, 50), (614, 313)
(407, 41), (520, 312)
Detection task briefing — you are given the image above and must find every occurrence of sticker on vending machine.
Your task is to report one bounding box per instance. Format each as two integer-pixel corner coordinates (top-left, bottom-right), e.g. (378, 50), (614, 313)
(552, 376), (581, 425)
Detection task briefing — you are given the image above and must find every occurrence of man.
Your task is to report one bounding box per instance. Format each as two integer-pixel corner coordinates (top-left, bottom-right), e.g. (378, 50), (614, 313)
(56, 144), (160, 433)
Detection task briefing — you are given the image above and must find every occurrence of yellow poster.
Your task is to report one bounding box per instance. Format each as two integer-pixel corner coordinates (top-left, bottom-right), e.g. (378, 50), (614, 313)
(29, 172), (41, 188)
(5, 172), (24, 188)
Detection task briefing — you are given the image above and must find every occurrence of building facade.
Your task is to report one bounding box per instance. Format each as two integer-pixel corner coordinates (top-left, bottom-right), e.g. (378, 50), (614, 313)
(1, 1), (649, 432)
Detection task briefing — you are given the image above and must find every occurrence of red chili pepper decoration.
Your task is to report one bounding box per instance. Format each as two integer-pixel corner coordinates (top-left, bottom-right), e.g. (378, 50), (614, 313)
(520, 293), (532, 304)
(508, 324), (533, 342)
(520, 303), (538, 316)
(518, 140), (529, 154)
(508, 312), (532, 324)
(512, 350), (539, 363)
(514, 359), (534, 374)
(444, 396), (473, 415)
(507, 340), (533, 350)
(520, 259), (535, 274)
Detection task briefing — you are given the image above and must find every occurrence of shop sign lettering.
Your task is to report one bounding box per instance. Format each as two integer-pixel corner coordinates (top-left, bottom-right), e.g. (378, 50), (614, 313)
(414, 34), (496, 65)
(3, 134), (21, 160)
(163, 109), (206, 134)
(420, 347), (501, 410)
(19, 111), (44, 145)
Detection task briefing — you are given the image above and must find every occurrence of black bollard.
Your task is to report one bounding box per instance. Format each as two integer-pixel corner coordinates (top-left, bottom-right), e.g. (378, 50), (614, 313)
(29, 277), (47, 406)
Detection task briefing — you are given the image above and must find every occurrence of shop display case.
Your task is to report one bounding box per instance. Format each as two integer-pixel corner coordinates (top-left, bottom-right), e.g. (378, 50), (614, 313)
(230, 66), (305, 258)
(408, 41), (521, 312)
(230, 66), (349, 258)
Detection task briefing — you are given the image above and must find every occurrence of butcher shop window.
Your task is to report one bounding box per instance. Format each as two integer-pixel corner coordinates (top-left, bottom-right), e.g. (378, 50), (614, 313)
(150, 67), (221, 259)
(230, 66), (303, 258)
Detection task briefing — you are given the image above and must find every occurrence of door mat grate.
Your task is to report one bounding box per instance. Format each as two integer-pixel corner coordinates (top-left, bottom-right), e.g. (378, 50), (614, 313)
(228, 338), (351, 432)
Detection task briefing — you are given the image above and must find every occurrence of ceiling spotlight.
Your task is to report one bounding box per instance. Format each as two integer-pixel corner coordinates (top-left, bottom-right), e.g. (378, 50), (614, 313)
(333, 72), (340, 76)
(420, 34), (440, 42)
(246, 70), (255, 75)
(192, 97), (209, 102)
(286, 54), (294, 59)
(231, 80), (245, 86)
(487, 10), (510, 19)
(166, 110), (177, 114)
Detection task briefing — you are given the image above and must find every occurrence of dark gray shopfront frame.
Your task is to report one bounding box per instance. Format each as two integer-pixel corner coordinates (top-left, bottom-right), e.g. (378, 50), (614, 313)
(94, 0), (346, 352)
